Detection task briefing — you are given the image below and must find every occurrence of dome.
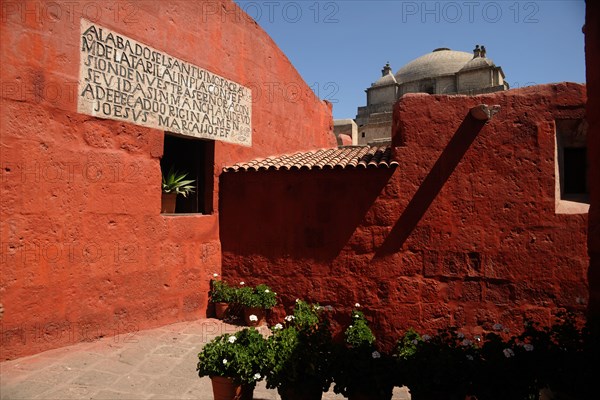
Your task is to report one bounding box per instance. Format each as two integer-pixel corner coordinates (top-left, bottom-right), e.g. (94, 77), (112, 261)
(459, 56), (495, 72)
(395, 48), (473, 84)
(372, 71), (397, 87)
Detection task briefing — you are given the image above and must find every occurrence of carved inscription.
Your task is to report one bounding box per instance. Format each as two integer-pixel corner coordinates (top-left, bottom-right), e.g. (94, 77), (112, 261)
(77, 19), (252, 146)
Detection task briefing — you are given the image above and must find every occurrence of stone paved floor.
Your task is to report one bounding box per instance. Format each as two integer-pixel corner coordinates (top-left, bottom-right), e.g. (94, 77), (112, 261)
(0, 319), (411, 400)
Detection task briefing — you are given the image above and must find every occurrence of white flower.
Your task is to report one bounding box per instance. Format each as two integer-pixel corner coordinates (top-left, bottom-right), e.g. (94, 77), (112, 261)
(295, 298), (300, 303)
(422, 334), (431, 341)
(349, 325), (353, 328)
(371, 351), (381, 359)
(228, 336), (237, 343)
(240, 281), (245, 285)
(249, 314), (258, 322)
(273, 323), (283, 330)
(474, 336), (481, 342)
(353, 313), (360, 318)
(355, 303), (360, 308)
(284, 315), (295, 322)
(265, 289), (270, 293)
(524, 344), (534, 352)
(213, 273), (219, 277)
(503, 348), (515, 358)
(457, 332), (465, 339)
(223, 359), (228, 364)
(412, 339), (419, 345)
(461, 339), (473, 347)
(253, 373), (261, 380)
(466, 355), (474, 361)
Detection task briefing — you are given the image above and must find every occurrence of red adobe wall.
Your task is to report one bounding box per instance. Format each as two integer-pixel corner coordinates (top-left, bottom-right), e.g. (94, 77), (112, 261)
(586, 0), (600, 335)
(0, 0), (334, 360)
(221, 83), (589, 350)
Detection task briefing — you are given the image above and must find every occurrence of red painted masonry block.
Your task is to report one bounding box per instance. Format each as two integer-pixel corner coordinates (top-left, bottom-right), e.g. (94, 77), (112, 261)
(0, 0), (335, 360)
(222, 83), (589, 351)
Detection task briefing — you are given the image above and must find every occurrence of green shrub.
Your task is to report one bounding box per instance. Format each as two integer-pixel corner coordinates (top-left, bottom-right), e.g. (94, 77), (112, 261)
(209, 280), (236, 303)
(237, 284), (277, 309)
(332, 309), (393, 398)
(265, 300), (333, 392)
(197, 328), (268, 385)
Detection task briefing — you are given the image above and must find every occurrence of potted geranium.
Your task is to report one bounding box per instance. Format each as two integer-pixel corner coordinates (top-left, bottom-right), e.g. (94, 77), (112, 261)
(474, 327), (540, 400)
(395, 327), (479, 400)
(209, 277), (236, 320)
(161, 166), (195, 213)
(332, 307), (394, 400)
(237, 283), (277, 326)
(534, 314), (595, 400)
(474, 315), (592, 400)
(197, 328), (268, 400)
(265, 300), (333, 400)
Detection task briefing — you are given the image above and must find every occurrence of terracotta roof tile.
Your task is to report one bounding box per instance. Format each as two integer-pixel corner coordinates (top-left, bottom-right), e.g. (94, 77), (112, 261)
(223, 146), (398, 173)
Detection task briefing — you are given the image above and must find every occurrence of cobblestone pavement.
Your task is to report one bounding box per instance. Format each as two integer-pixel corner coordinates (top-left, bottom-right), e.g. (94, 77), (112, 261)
(1, 319), (411, 400)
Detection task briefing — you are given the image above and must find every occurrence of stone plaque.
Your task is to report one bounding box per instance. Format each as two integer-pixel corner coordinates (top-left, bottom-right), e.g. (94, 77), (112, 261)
(78, 19), (252, 146)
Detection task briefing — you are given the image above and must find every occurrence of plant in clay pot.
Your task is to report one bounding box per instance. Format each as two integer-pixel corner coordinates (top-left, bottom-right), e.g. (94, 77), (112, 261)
(209, 276), (236, 320)
(236, 283), (277, 326)
(161, 166), (195, 213)
(332, 305), (394, 400)
(265, 300), (333, 400)
(395, 327), (479, 400)
(197, 328), (268, 400)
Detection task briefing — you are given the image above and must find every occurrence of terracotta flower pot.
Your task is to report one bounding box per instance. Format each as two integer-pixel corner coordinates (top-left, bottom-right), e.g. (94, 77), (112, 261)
(210, 376), (253, 400)
(243, 307), (266, 327)
(161, 192), (177, 213)
(214, 302), (229, 320)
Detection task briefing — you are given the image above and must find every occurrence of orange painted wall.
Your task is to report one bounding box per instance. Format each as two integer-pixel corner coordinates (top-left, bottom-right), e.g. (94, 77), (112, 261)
(222, 84), (589, 351)
(0, 0), (335, 360)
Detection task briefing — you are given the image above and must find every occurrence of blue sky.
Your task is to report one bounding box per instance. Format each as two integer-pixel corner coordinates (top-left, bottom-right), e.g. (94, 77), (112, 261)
(234, 0), (586, 119)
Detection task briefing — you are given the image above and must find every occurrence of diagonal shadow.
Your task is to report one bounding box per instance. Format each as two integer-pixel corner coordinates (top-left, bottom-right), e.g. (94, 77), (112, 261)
(374, 111), (487, 257)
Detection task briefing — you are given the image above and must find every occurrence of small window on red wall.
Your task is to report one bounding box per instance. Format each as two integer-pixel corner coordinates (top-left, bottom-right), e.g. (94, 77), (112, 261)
(555, 119), (589, 214)
(161, 133), (214, 214)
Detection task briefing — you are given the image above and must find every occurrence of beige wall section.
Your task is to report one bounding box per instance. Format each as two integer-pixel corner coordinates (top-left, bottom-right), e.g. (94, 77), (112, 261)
(458, 68), (492, 92)
(436, 76), (457, 94)
(369, 85), (397, 105)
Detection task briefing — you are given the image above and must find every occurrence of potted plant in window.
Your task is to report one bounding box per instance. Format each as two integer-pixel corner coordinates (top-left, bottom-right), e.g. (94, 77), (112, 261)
(161, 166), (195, 213)
(197, 328), (268, 400)
(265, 300), (333, 400)
(209, 277), (236, 320)
(237, 283), (277, 327)
(332, 307), (394, 400)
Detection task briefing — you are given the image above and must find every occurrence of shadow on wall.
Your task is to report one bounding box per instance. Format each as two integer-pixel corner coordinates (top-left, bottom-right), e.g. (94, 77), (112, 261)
(375, 112), (487, 257)
(220, 168), (394, 263)
(220, 111), (487, 265)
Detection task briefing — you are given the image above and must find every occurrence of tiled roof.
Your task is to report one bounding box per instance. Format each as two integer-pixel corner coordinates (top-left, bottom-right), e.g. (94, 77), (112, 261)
(223, 146), (398, 172)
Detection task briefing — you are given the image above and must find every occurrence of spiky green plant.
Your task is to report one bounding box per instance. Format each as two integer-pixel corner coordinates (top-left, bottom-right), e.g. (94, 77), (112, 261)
(162, 166), (195, 197)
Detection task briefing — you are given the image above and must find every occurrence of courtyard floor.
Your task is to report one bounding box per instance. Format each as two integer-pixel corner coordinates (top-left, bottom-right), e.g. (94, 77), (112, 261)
(0, 319), (411, 400)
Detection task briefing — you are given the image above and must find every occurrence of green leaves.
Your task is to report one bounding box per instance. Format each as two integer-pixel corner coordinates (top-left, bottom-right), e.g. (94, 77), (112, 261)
(264, 300), (333, 392)
(236, 284), (277, 309)
(344, 310), (376, 349)
(209, 280), (236, 303)
(161, 166), (195, 198)
(197, 328), (268, 385)
(332, 309), (393, 397)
